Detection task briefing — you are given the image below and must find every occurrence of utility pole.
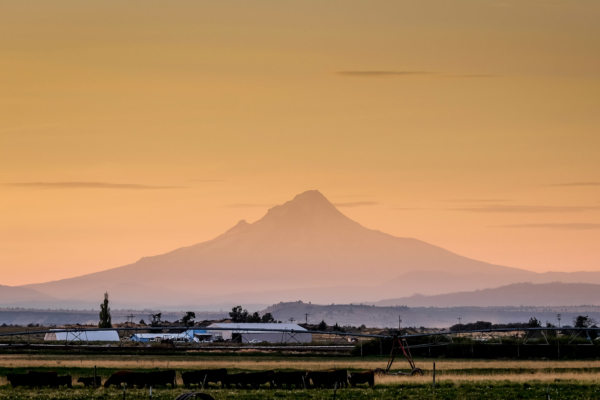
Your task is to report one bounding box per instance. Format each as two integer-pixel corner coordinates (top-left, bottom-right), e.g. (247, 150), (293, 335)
(457, 317), (462, 338)
(289, 318), (296, 323)
(304, 314), (310, 325)
(398, 315), (402, 331)
(557, 314), (561, 358)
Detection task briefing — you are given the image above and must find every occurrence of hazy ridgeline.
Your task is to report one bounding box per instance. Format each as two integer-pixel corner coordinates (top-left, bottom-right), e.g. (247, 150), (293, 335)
(2, 303), (600, 328)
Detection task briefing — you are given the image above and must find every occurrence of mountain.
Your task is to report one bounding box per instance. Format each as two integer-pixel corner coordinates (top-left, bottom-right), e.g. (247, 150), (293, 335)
(0, 284), (58, 305)
(378, 270), (600, 297)
(21, 190), (535, 307)
(375, 282), (600, 307)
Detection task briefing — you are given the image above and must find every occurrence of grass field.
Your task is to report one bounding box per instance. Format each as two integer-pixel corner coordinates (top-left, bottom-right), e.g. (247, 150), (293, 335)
(0, 354), (599, 399)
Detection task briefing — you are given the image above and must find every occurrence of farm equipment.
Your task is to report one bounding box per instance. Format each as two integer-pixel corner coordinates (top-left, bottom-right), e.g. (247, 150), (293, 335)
(380, 335), (423, 376)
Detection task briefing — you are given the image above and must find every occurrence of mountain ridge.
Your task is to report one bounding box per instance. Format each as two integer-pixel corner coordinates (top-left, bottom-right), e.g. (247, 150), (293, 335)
(13, 190), (592, 308)
(375, 282), (600, 307)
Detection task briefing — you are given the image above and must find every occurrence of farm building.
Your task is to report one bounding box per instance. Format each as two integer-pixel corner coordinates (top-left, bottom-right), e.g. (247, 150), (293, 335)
(130, 329), (210, 343)
(44, 329), (119, 342)
(206, 323), (312, 343)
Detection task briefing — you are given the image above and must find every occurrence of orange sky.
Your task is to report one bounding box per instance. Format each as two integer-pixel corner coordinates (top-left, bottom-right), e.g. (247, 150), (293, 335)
(1, 0), (599, 286)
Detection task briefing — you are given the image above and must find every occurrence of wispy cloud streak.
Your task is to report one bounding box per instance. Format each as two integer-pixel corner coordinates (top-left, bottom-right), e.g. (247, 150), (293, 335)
(444, 199), (512, 203)
(335, 71), (500, 78)
(5, 182), (183, 189)
(448, 74), (502, 78)
(226, 203), (274, 208)
(335, 71), (437, 77)
(497, 223), (600, 230)
(451, 205), (600, 213)
(546, 182), (600, 187)
(332, 201), (378, 207)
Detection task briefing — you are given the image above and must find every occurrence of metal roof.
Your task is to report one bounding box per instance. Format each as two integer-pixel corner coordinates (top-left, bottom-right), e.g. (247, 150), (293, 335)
(45, 329), (119, 341)
(207, 323), (307, 332)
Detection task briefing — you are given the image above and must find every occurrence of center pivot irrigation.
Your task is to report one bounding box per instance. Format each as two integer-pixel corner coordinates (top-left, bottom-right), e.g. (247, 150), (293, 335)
(1, 326), (599, 376)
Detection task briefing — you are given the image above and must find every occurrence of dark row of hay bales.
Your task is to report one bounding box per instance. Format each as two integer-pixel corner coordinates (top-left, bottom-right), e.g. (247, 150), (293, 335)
(5, 369), (375, 390)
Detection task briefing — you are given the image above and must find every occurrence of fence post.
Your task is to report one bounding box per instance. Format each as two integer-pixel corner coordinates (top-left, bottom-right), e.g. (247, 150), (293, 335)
(94, 365), (97, 389)
(333, 381), (338, 400)
(432, 362), (436, 388)
(123, 382), (127, 400)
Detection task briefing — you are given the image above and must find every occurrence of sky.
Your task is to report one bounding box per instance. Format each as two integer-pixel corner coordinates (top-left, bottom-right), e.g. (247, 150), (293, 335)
(1, 0), (599, 286)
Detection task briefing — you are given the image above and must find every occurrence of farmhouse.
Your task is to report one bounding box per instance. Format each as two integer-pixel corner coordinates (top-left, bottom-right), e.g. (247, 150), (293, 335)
(206, 323), (312, 343)
(44, 329), (119, 342)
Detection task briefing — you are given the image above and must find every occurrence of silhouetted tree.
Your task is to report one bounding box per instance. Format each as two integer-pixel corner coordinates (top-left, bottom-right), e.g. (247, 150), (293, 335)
(98, 292), (112, 328)
(247, 312), (261, 323)
(181, 311), (196, 327)
(139, 319), (146, 325)
(230, 306), (249, 323)
(528, 317), (541, 328)
(318, 320), (328, 331)
(261, 313), (275, 323)
(150, 313), (162, 327)
(544, 322), (557, 337)
(573, 315), (598, 339)
(574, 315), (596, 328)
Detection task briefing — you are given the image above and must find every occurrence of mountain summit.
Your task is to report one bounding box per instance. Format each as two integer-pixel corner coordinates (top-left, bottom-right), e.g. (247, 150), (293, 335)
(23, 190), (532, 307)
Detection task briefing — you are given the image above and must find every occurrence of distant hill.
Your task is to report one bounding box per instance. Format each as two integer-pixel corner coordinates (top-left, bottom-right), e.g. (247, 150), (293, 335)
(375, 282), (600, 307)
(0, 285), (57, 305)
(262, 301), (600, 328)
(379, 270), (600, 297)
(20, 190), (532, 307)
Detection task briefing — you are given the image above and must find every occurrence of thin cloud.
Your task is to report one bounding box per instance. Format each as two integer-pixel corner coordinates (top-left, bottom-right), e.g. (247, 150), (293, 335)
(444, 199), (512, 203)
(447, 74), (502, 78)
(535, 2), (570, 7)
(393, 207), (429, 210)
(497, 223), (600, 230)
(451, 205), (600, 213)
(5, 182), (183, 189)
(333, 201), (379, 207)
(335, 71), (500, 79)
(334, 195), (373, 198)
(226, 203), (274, 208)
(546, 182), (600, 187)
(335, 71), (438, 77)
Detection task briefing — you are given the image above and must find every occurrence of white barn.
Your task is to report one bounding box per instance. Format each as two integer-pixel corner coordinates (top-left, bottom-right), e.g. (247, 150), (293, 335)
(206, 323), (312, 344)
(44, 329), (120, 342)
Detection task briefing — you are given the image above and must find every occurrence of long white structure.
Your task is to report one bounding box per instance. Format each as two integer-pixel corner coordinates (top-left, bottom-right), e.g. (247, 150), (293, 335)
(130, 329), (208, 342)
(206, 323), (312, 343)
(44, 329), (120, 342)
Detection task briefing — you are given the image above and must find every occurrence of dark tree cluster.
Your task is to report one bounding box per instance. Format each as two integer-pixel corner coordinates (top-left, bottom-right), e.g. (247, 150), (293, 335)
(229, 306), (275, 323)
(181, 311), (196, 327)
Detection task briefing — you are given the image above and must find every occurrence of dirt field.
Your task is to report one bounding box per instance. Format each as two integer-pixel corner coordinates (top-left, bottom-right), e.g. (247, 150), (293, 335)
(1, 354), (600, 379)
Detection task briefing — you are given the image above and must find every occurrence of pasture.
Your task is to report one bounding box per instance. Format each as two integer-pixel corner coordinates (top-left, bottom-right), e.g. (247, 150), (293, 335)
(1, 354), (599, 399)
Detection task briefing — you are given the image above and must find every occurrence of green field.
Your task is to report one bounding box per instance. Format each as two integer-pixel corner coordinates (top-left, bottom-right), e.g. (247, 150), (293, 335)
(1, 381), (600, 400)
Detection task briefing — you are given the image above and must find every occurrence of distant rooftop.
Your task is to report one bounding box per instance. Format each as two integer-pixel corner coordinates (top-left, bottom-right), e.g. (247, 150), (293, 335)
(208, 322), (307, 331)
